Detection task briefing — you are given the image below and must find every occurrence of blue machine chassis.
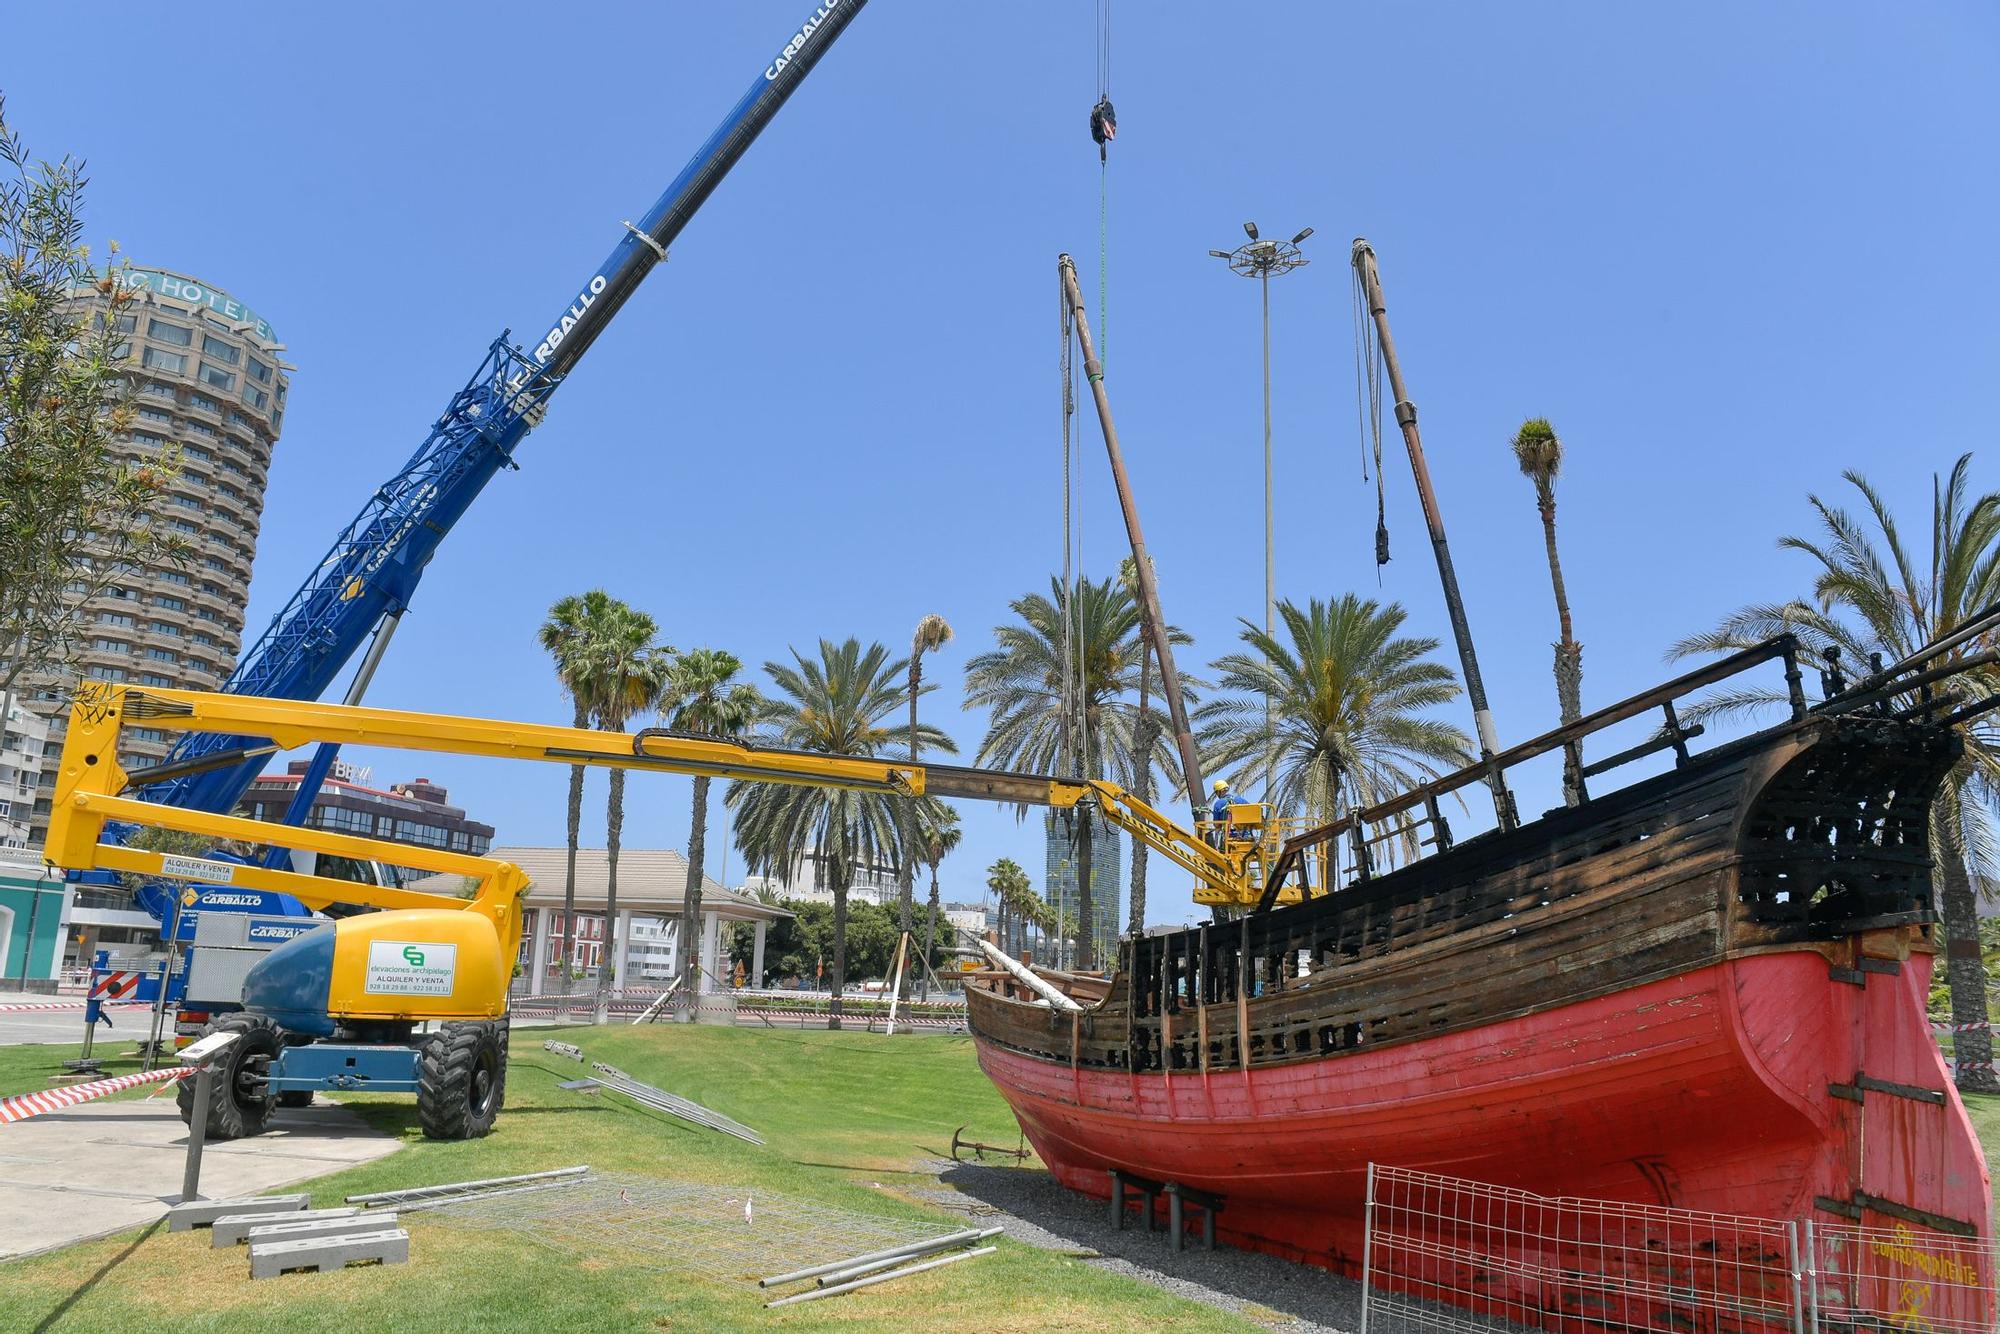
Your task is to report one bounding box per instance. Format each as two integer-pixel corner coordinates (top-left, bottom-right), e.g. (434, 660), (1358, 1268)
(265, 1041), (425, 1095)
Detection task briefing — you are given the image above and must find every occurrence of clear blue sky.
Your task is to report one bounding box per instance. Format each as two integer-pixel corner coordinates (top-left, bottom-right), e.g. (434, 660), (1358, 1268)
(6, 3), (1996, 929)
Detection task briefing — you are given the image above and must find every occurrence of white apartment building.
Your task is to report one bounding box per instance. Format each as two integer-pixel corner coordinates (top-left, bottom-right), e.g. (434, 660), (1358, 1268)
(626, 915), (682, 983)
(0, 699), (51, 850)
(741, 854), (900, 908)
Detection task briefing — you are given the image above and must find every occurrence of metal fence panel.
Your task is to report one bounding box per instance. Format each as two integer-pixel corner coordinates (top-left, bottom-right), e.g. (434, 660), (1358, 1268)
(1361, 1165), (1805, 1332)
(1803, 1218), (1996, 1332)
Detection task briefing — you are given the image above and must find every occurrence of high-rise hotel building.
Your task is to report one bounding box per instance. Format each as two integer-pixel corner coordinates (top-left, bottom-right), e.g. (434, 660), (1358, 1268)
(20, 268), (289, 844)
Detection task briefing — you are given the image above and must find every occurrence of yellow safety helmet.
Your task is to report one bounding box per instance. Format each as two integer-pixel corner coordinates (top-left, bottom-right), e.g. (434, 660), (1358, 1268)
(1213, 779), (1229, 792)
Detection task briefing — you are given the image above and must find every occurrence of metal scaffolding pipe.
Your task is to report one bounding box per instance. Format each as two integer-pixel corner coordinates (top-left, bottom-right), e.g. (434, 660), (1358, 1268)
(765, 1246), (997, 1307)
(757, 1226), (990, 1288)
(813, 1227), (1004, 1286)
(347, 1165), (589, 1205)
(588, 1070), (763, 1144)
(395, 1179), (587, 1214)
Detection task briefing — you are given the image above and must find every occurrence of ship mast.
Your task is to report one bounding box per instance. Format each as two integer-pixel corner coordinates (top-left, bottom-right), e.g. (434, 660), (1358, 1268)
(1351, 239), (1516, 829)
(1059, 254), (1205, 823)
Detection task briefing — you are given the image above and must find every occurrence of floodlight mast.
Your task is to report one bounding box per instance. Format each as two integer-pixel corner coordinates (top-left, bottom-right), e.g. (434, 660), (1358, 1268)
(1211, 222), (1310, 803)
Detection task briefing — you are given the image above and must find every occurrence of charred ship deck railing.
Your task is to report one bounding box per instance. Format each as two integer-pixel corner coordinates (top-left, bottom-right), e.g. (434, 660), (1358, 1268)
(1257, 635), (1811, 912)
(1073, 630), (1978, 1076)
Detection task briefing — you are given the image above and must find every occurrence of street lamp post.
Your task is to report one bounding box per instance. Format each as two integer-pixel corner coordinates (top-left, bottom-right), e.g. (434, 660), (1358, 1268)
(1211, 223), (1312, 803)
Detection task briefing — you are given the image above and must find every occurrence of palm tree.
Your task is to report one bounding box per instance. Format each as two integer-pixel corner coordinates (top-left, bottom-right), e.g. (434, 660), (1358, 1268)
(966, 575), (1171, 789)
(896, 613), (954, 996)
(1196, 595), (1475, 861)
(1513, 418), (1585, 802)
(538, 590), (620, 999)
(659, 648), (763, 998)
(919, 804), (962, 997)
(1670, 455), (2000, 1091)
(586, 601), (669, 1024)
(986, 856), (1029, 957)
(728, 638), (955, 1028)
(1022, 884), (1057, 962)
(967, 576), (1192, 971)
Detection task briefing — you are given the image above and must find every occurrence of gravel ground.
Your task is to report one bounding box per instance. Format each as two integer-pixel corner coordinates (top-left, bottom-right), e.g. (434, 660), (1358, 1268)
(910, 1163), (1365, 1332)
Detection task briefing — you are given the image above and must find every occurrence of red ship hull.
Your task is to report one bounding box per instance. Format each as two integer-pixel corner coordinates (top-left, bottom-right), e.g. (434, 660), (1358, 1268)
(966, 675), (1996, 1326)
(973, 948), (1989, 1277)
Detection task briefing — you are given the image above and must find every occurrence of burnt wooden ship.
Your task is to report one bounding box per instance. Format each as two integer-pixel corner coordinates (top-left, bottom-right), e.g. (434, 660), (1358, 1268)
(963, 635), (1995, 1324)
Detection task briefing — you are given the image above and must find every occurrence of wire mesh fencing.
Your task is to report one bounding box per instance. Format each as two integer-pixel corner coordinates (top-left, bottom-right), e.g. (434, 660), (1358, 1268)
(420, 1171), (969, 1286)
(1804, 1218), (1996, 1332)
(1360, 1165), (1804, 1332)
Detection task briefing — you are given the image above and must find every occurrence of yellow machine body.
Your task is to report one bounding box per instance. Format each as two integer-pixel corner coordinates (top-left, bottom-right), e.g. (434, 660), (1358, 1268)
(329, 909), (511, 1023)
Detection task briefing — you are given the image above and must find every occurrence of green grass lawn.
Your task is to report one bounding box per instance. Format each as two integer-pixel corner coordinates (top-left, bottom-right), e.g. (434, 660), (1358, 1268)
(0, 1026), (1254, 1332)
(6, 1029), (1996, 1331)
(0, 1043), (148, 1098)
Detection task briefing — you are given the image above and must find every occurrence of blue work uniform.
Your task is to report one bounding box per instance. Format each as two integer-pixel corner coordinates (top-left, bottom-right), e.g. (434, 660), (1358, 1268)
(1208, 791), (1235, 848)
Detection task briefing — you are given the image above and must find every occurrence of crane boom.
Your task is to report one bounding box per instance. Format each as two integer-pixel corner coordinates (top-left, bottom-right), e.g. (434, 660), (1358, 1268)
(51, 683), (1280, 918)
(151, 0), (868, 817)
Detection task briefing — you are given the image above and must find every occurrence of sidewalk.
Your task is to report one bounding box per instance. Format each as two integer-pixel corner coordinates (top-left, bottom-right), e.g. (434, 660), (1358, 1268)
(0, 1097), (398, 1259)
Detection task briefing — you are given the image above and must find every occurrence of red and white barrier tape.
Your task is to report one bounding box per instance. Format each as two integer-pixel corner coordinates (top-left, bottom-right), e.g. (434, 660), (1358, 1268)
(0, 999), (150, 1015)
(0, 1067), (191, 1125)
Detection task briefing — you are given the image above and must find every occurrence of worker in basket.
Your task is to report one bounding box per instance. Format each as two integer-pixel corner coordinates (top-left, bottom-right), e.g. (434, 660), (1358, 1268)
(1209, 779), (1237, 848)
(1211, 779), (1265, 851)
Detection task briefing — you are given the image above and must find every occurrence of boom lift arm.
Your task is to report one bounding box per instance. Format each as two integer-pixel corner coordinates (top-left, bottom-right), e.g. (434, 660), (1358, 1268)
(50, 683), (1283, 923)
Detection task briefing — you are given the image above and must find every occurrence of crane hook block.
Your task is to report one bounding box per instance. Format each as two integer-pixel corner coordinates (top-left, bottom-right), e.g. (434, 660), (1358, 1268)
(1090, 97), (1117, 149)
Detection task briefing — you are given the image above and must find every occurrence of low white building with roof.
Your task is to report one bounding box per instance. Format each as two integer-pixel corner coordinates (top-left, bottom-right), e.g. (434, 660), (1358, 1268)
(405, 845), (789, 995)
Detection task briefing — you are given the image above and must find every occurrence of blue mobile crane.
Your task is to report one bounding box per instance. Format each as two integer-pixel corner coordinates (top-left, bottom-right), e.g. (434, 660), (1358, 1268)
(92, 0), (869, 1003)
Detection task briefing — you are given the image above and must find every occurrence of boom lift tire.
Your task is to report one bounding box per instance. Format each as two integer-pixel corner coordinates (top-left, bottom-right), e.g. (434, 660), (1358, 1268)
(417, 1020), (506, 1140)
(176, 1012), (283, 1139)
(276, 1090), (315, 1108)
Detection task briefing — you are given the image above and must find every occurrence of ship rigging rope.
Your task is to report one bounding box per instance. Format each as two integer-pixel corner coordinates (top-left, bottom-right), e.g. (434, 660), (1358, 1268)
(1071, 286), (1088, 779)
(1059, 266), (1079, 782)
(1352, 265), (1389, 578)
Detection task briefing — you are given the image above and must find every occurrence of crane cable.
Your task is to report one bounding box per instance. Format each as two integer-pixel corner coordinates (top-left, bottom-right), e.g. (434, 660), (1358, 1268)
(1071, 0), (1116, 788)
(1089, 0), (1115, 367)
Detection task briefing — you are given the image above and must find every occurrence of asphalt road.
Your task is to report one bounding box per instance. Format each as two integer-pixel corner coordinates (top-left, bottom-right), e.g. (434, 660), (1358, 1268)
(0, 1003), (123, 1049)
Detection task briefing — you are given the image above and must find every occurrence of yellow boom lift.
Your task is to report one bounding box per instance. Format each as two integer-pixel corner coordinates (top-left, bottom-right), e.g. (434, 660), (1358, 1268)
(45, 682), (1284, 1139)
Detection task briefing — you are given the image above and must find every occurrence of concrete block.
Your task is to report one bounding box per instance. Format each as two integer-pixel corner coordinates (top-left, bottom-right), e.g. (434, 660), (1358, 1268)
(211, 1206), (363, 1247)
(245, 1213), (397, 1248)
(168, 1193), (309, 1231)
(249, 1227), (409, 1279)
(695, 994), (738, 1026)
